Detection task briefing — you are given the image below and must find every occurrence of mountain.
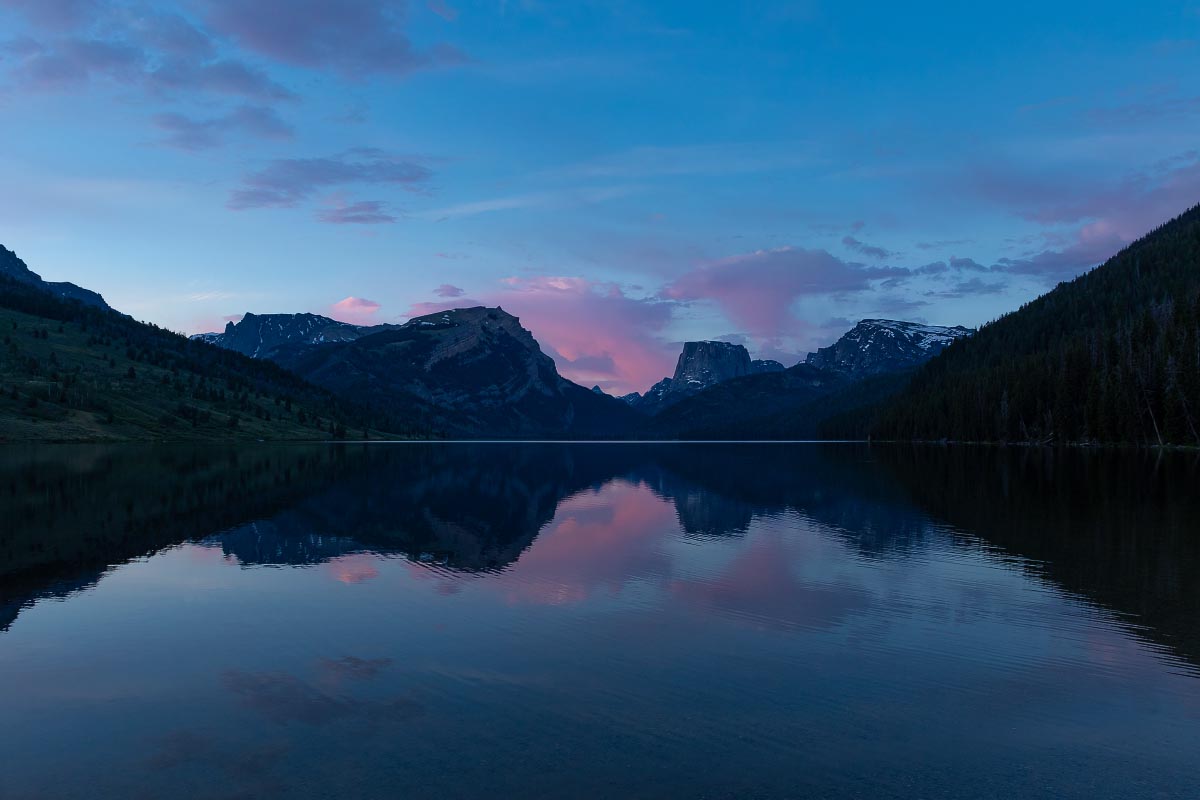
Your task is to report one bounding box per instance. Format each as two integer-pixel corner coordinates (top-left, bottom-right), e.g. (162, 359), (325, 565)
(1, 245), (113, 311)
(0, 251), (416, 442)
(805, 319), (972, 376)
(860, 204), (1200, 446)
(629, 340), (785, 414)
(643, 363), (845, 437)
(641, 319), (971, 439)
(192, 312), (398, 358)
(265, 306), (640, 438)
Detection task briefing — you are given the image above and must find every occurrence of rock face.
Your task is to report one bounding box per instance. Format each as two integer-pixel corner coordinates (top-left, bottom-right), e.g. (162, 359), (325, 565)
(0, 244), (113, 311)
(805, 319), (972, 377)
(265, 306), (639, 437)
(675, 340), (753, 387)
(631, 341), (786, 414)
(191, 312), (393, 358)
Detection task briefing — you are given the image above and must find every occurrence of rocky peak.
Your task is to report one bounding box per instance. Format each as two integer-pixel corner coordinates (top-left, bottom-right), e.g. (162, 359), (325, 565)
(673, 341), (752, 388)
(262, 304), (636, 437)
(0, 245), (38, 284)
(751, 359), (785, 374)
(632, 341), (784, 414)
(0, 244), (113, 311)
(400, 306), (550, 372)
(805, 319), (973, 376)
(194, 312), (377, 358)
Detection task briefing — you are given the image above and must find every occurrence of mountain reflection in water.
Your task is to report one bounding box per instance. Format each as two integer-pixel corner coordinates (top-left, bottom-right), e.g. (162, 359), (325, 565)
(1, 442), (1198, 799)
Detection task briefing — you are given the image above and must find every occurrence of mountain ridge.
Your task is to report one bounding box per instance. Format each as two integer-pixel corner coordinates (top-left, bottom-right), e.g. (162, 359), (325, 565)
(263, 305), (640, 438)
(805, 319), (973, 376)
(855, 203), (1200, 446)
(0, 245), (114, 312)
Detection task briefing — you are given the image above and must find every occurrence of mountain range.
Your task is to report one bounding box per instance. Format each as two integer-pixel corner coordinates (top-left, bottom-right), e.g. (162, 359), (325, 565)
(186, 307), (970, 439)
(193, 305), (639, 437)
(3, 200), (1196, 444)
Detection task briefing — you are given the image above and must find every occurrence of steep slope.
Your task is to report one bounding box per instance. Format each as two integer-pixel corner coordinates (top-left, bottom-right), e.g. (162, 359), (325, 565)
(629, 340), (785, 414)
(1, 245), (112, 311)
(806, 319), (972, 376)
(0, 265), (420, 441)
(873, 203), (1200, 445)
(193, 312), (398, 358)
(268, 306), (640, 437)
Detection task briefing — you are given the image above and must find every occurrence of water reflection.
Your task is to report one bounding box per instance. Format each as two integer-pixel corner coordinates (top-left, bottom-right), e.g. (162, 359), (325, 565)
(3, 442), (1199, 668)
(1, 443), (1199, 799)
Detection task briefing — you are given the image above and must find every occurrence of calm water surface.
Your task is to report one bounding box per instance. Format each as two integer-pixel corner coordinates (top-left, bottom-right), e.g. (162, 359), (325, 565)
(1, 443), (1198, 799)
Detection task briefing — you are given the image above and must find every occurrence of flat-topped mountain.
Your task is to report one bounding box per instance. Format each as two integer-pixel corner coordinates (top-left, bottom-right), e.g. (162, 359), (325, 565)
(805, 319), (972, 377)
(1, 245), (113, 311)
(628, 340), (784, 414)
(266, 306), (639, 438)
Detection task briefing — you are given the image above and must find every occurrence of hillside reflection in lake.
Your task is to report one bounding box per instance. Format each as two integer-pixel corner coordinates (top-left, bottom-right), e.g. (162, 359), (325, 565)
(1, 443), (1198, 799)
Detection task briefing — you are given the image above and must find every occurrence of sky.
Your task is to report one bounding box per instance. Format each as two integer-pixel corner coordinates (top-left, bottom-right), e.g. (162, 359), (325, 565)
(1, 0), (1198, 394)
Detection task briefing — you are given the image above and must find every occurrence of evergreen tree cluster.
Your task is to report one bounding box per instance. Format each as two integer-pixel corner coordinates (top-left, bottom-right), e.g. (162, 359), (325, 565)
(869, 204), (1200, 446)
(0, 274), (427, 439)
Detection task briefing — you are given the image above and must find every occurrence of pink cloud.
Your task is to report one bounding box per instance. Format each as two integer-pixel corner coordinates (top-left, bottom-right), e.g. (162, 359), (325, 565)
(330, 296), (382, 324)
(492, 481), (676, 606)
(434, 283), (464, 297)
(407, 276), (676, 395)
(326, 554), (380, 584)
(665, 247), (907, 340)
(669, 533), (870, 631)
(991, 154), (1200, 280)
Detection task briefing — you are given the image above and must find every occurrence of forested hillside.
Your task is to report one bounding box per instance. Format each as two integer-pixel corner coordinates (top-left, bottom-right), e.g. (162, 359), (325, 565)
(870, 204), (1200, 445)
(0, 274), (427, 441)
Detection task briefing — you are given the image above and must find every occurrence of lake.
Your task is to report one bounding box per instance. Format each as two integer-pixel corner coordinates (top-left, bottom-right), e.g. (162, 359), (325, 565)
(1, 442), (1198, 799)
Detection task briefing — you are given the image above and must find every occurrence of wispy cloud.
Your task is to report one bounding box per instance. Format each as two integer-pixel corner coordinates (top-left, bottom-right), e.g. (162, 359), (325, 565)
(422, 184), (640, 220)
(202, 0), (466, 79)
(146, 58), (296, 102)
(558, 142), (816, 180)
(229, 148), (432, 211)
(152, 105), (292, 150)
(317, 199), (398, 224)
(841, 235), (893, 260)
(426, 0), (459, 22)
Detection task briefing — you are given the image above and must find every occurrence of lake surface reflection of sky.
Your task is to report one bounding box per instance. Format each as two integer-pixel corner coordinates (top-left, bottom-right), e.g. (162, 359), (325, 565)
(1, 443), (1198, 799)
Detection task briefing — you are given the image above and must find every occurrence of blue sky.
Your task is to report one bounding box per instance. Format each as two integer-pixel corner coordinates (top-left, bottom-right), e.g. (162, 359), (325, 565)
(1, 0), (1198, 393)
